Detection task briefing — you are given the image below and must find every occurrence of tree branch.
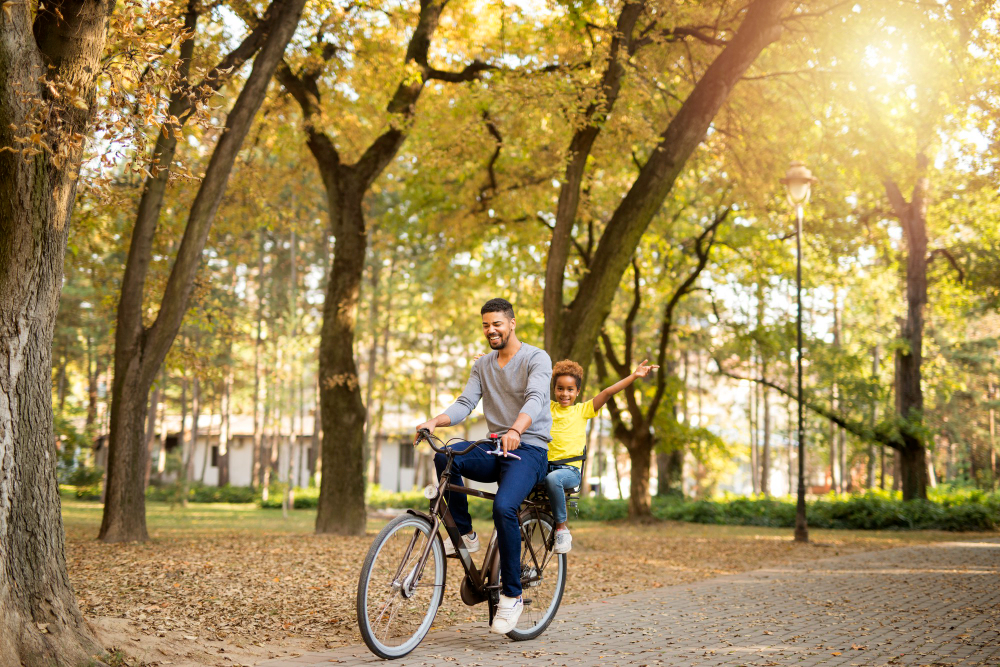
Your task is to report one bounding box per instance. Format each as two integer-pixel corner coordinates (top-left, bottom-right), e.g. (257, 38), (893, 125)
(559, 0), (789, 367)
(649, 207), (730, 417)
(928, 248), (965, 283)
(713, 356), (903, 451)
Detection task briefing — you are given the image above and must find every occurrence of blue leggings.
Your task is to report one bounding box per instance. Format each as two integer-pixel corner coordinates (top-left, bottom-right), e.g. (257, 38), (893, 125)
(544, 465), (582, 524)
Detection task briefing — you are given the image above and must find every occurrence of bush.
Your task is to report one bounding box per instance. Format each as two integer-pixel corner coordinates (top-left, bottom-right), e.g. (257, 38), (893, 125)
(146, 483), (257, 505)
(362, 486), (998, 532)
(258, 484), (319, 509)
(61, 466), (104, 499)
(649, 490), (998, 532)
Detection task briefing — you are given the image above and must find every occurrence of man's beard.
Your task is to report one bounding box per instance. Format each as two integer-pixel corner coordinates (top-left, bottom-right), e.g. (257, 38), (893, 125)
(488, 331), (510, 349)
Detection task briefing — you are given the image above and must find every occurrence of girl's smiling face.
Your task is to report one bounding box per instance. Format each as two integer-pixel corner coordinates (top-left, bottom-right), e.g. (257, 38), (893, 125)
(554, 375), (580, 407)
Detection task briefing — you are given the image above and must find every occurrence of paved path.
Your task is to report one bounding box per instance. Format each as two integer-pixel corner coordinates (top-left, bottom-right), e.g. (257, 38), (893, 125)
(262, 538), (1000, 666)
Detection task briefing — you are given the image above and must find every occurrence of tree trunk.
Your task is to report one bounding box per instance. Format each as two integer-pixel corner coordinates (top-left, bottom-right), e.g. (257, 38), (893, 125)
(750, 355), (759, 494)
(219, 371), (232, 486)
(0, 0), (114, 660)
(200, 406), (215, 484)
(989, 380), (997, 489)
(252, 228), (266, 488)
(867, 344), (880, 488)
(624, 429), (654, 520)
(363, 244), (382, 483)
(100, 0), (306, 542)
(761, 360), (771, 496)
(86, 333), (98, 436)
(657, 448), (684, 497)
(187, 376), (201, 491)
(143, 376), (162, 488)
(261, 392), (274, 499)
(179, 376), (189, 504)
(315, 193), (368, 535)
(885, 161), (930, 500)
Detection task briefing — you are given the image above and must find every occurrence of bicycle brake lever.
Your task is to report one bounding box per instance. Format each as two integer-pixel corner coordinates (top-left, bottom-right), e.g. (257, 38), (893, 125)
(485, 441), (521, 460)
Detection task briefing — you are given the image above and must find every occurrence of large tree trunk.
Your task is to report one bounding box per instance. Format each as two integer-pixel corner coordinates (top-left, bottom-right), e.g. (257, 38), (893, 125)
(884, 159), (930, 500)
(100, 0), (306, 542)
(315, 193), (368, 534)
(1, 0), (113, 661)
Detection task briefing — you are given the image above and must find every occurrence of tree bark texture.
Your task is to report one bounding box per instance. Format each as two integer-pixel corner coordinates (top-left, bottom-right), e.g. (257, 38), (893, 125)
(1, 0), (114, 662)
(884, 158), (930, 501)
(315, 190), (369, 534)
(100, 0), (306, 542)
(624, 431), (654, 519)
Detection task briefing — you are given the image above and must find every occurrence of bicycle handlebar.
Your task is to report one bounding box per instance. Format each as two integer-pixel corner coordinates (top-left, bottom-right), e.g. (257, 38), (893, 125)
(415, 429), (520, 459)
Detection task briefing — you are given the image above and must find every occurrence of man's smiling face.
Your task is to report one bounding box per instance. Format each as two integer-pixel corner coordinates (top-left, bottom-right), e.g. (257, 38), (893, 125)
(482, 311), (514, 350)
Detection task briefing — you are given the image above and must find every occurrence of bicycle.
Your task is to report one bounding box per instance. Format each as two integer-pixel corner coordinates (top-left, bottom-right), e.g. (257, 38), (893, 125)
(355, 429), (568, 659)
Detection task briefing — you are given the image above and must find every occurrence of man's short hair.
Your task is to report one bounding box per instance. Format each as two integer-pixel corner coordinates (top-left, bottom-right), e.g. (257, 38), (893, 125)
(481, 298), (514, 319)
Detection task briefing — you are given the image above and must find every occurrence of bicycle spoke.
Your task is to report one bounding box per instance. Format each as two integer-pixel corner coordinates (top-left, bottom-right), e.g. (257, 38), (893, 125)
(509, 512), (566, 639)
(357, 515), (445, 658)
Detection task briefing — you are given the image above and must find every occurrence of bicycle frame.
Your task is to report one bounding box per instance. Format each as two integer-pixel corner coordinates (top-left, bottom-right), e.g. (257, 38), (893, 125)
(396, 442), (555, 605)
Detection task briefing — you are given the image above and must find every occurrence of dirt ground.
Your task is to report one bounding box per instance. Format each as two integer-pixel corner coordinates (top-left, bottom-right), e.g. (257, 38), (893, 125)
(64, 503), (995, 667)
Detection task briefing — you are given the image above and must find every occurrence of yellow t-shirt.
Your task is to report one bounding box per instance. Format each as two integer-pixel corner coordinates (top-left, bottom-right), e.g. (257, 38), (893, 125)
(548, 400), (598, 468)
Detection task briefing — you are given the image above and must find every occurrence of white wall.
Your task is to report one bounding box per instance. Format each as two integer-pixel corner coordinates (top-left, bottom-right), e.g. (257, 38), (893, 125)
(186, 435), (311, 488)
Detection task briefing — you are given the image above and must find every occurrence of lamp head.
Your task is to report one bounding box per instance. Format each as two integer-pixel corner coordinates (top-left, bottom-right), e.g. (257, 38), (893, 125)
(781, 161), (817, 206)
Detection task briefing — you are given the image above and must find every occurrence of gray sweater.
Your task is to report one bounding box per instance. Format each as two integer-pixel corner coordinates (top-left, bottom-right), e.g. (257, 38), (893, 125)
(443, 343), (552, 449)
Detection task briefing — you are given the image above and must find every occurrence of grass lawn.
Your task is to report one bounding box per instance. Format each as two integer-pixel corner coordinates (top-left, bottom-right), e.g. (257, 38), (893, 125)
(62, 497), (996, 667)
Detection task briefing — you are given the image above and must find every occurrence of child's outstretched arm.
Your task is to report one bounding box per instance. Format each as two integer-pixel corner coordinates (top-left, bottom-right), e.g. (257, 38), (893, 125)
(591, 359), (659, 410)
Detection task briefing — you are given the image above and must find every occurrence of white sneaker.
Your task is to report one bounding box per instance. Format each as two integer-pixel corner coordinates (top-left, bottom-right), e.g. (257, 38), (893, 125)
(442, 531), (480, 556)
(553, 529), (572, 553)
(491, 594), (523, 634)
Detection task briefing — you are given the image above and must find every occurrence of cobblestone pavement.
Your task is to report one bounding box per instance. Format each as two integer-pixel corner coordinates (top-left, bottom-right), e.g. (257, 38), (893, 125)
(261, 538), (1000, 666)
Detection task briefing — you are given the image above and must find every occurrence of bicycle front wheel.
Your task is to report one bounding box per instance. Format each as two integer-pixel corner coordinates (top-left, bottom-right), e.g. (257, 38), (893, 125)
(508, 509), (566, 641)
(356, 514), (446, 659)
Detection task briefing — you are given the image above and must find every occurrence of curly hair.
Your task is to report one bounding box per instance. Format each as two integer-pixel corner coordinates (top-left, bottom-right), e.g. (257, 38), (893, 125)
(552, 359), (584, 390)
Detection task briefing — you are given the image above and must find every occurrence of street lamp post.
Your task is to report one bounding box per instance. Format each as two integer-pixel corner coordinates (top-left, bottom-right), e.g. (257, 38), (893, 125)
(781, 161), (816, 544)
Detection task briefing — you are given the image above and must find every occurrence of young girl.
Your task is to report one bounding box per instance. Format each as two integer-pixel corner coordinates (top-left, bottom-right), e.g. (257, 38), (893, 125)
(547, 358), (658, 553)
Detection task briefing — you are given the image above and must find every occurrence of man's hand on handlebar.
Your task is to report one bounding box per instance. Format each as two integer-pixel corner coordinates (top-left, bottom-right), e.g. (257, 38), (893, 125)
(500, 429), (521, 455)
(414, 420), (437, 444)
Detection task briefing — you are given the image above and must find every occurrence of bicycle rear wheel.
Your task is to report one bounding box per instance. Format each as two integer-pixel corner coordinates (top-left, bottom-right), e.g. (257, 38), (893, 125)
(507, 509), (566, 641)
(356, 514), (446, 659)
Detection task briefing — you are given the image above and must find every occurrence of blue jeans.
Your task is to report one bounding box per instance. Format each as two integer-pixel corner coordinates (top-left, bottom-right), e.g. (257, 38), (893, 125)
(433, 442), (548, 597)
(545, 465), (582, 524)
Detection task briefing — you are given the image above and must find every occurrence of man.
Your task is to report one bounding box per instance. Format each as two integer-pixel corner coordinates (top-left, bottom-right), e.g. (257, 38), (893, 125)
(415, 297), (552, 634)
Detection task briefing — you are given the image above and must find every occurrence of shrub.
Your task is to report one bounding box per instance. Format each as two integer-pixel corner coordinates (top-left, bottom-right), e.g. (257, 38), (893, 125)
(258, 484), (319, 509)
(63, 466), (104, 499)
(146, 483), (257, 505)
(372, 487), (997, 532)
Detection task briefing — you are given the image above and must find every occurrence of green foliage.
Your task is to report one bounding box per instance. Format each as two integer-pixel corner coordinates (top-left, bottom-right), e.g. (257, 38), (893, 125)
(363, 487), (999, 531)
(258, 484), (319, 509)
(62, 466), (105, 499)
(653, 489), (1000, 532)
(146, 483), (257, 505)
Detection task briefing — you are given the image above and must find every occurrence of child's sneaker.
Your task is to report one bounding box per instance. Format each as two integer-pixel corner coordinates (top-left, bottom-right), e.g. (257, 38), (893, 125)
(443, 531), (480, 556)
(553, 528), (572, 553)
